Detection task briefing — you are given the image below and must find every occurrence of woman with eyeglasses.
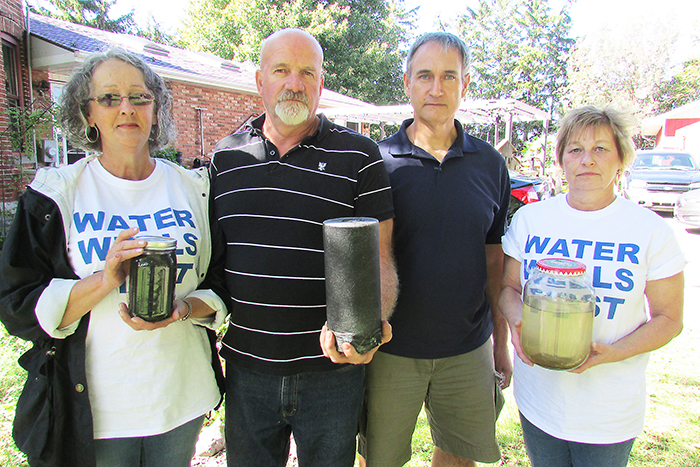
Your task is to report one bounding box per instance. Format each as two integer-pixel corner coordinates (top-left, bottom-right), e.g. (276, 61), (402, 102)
(0, 48), (227, 467)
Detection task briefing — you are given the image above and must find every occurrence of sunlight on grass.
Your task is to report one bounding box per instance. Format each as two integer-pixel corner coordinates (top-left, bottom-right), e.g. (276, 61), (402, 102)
(404, 326), (700, 466)
(0, 326), (29, 467)
(1, 321), (698, 467)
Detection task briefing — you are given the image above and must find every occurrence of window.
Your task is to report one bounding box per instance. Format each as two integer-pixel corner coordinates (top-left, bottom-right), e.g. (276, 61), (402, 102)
(2, 38), (24, 152)
(2, 39), (21, 109)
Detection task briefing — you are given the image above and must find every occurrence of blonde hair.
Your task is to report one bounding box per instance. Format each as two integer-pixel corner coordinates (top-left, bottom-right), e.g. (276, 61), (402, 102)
(555, 106), (636, 168)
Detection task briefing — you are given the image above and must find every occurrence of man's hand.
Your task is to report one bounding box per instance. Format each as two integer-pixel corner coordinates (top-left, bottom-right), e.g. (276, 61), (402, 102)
(320, 320), (392, 364)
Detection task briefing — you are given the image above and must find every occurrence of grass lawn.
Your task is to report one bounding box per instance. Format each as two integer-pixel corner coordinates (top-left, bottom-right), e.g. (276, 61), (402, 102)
(2, 320), (699, 466)
(405, 322), (700, 467)
(0, 328), (30, 467)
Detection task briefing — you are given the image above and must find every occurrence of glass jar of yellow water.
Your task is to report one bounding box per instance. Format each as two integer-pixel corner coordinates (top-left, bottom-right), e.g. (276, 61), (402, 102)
(522, 258), (595, 370)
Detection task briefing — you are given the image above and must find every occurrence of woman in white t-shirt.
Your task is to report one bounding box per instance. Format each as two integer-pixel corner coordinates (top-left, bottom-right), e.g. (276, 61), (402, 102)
(498, 106), (685, 467)
(0, 48), (227, 467)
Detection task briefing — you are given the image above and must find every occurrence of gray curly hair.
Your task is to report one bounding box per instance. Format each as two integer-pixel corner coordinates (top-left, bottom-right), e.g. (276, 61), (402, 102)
(58, 47), (175, 153)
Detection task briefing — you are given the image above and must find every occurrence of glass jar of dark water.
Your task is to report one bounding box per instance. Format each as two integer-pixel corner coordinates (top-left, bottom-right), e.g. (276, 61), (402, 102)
(128, 236), (177, 322)
(521, 258), (596, 370)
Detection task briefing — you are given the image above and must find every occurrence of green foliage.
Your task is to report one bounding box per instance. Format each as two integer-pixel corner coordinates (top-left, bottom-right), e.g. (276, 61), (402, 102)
(135, 14), (177, 46)
(31, 0), (136, 33)
(3, 102), (58, 156)
(369, 123), (400, 142)
(521, 132), (556, 174)
(0, 327), (29, 467)
(458, 0), (574, 152)
(179, 0), (414, 104)
(153, 147), (182, 164)
(32, 0), (175, 46)
(564, 10), (678, 130)
(654, 58), (700, 114)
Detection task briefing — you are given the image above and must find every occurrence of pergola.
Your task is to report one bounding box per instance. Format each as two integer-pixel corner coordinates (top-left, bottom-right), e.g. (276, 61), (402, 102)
(323, 98), (551, 172)
(323, 98), (548, 125)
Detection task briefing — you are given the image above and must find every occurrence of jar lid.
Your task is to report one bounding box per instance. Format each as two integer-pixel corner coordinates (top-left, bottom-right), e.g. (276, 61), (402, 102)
(136, 235), (177, 251)
(536, 258), (586, 275)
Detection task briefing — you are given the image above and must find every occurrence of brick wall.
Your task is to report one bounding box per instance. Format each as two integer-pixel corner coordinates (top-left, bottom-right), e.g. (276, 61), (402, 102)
(1, 0), (28, 201)
(169, 81), (264, 167)
(0, 0), (25, 37)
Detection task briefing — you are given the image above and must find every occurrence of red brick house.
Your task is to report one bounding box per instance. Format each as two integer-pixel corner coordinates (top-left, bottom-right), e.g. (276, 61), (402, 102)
(1, 2), (372, 200)
(29, 14), (373, 163)
(0, 0), (32, 201)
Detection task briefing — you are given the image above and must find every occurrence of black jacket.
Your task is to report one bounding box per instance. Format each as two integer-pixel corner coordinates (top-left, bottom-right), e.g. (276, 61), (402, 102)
(0, 187), (97, 466)
(0, 170), (226, 466)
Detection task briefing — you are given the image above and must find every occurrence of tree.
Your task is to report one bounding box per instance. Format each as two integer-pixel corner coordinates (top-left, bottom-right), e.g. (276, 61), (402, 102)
(31, 0), (136, 34)
(179, 0), (414, 104)
(457, 0), (574, 151)
(564, 8), (679, 140)
(135, 13), (177, 46)
(654, 58), (700, 114)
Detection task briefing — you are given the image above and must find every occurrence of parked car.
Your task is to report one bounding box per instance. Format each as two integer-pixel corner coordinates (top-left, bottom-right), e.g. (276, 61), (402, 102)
(508, 169), (553, 222)
(674, 188), (700, 228)
(620, 149), (700, 212)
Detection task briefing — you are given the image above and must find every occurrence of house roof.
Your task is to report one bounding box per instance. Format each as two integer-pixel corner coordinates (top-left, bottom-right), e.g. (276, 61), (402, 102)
(27, 13), (373, 109)
(27, 14), (550, 127)
(641, 99), (700, 135)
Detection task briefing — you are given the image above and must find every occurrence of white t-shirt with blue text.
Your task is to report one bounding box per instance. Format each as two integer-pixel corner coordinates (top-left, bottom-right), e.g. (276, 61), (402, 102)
(502, 194), (685, 443)
(66, 159), (221, 439)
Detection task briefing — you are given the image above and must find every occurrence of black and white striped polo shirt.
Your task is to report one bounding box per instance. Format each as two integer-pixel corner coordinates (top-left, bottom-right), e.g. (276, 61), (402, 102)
(211, 114), (394, 375)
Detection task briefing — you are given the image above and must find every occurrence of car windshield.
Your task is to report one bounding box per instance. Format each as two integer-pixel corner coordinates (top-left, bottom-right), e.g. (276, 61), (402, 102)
(632, 154), (696, 170)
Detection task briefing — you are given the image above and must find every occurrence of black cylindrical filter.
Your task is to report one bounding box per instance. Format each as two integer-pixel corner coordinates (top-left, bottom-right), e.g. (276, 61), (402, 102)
(323, 217), (382, 354)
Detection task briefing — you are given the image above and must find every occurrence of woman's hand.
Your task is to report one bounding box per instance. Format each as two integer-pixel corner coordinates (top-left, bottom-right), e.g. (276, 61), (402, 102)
(508, 319), (533, 367)
(118, 299), (191, 331)
(498, 256), (534, 366)
(101, 227), (146, 289)
(61, 227), (146, 329)
(569, 342), (617, 373)
(571, 273), (684, 373)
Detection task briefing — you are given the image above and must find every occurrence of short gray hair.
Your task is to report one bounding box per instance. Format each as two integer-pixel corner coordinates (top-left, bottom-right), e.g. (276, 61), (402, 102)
(58, 47), (175, 153)
(406, 32), (471, 79)
(555, 106), (636, 169)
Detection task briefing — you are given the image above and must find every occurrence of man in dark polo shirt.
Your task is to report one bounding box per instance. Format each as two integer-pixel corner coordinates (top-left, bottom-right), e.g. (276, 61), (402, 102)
(359, 32), (512, 467)
(208, 28), (397, 467)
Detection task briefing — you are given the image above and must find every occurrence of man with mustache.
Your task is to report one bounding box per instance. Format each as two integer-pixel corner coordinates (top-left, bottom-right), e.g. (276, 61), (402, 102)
(358, 32), (512, 467)
(209, 28), (397, 467)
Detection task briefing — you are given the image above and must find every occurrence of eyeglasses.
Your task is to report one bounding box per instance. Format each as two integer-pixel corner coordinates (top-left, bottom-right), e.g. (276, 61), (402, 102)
(86, 93), (155, 107)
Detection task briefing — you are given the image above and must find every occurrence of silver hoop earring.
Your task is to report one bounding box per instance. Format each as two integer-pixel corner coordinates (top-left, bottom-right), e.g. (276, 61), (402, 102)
(85, 125), (99, 143)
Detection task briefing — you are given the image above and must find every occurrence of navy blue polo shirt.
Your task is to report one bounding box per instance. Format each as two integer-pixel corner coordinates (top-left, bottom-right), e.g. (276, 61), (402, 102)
(379, 119), (510, 359)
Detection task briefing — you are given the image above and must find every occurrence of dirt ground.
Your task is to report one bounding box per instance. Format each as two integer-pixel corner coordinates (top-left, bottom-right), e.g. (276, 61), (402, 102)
(190, 436), (299, 467)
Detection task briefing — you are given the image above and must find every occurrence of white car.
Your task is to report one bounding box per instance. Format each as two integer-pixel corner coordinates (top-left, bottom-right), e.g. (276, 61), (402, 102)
(621, 150), (700, 212)
(674, 188), (700, 228)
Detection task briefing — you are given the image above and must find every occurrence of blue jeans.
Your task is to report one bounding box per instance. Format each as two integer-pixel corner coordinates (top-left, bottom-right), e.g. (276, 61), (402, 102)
(520, 413), (635, 467)
(94, 415), (205, 467)
(225, 363), (365, 467)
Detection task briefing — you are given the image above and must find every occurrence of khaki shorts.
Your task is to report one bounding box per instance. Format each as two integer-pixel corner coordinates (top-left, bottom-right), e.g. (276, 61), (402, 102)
(359, 340), (504, 466)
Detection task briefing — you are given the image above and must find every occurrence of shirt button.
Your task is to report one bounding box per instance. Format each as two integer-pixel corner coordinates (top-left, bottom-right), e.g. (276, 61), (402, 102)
(75, 383), (85, 393)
